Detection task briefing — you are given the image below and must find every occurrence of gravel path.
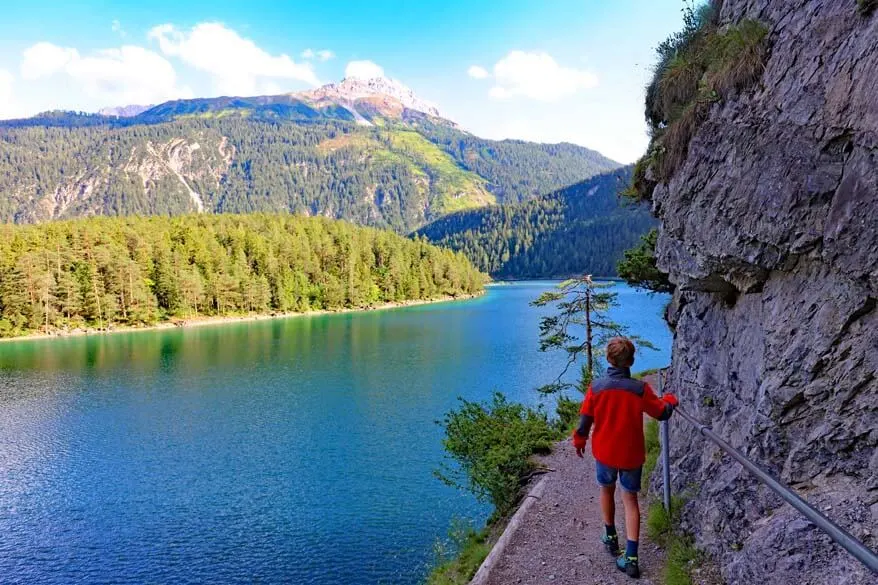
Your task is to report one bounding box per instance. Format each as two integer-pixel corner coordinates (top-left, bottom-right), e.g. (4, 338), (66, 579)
(475, 441), (666, 585)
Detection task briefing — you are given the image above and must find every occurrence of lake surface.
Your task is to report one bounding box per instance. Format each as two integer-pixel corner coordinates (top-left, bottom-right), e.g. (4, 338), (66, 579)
(0, 281), (670, 585)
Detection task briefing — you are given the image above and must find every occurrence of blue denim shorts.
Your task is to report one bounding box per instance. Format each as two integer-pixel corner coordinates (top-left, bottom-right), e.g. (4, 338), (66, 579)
(596, 460), (643, 493)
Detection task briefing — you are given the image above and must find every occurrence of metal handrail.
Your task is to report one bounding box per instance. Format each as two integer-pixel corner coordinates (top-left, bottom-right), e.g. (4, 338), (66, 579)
(657, 372), (878, 575)
(658, 372), (671, 512)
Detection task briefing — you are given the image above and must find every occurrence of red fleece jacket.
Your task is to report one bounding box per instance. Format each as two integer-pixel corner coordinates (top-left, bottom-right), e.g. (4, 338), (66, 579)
(573, 367), (673, 470)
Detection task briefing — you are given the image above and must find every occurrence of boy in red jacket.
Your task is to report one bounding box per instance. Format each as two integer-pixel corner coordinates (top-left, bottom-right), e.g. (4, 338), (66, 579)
(572, 337), (678, 579)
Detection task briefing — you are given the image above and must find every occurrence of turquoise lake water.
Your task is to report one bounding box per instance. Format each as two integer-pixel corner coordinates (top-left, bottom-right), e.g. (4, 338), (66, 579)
(0, 281), (670, 584)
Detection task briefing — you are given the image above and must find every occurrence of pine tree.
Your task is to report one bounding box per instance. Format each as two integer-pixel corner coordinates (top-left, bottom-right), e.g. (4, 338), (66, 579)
(617, 228), (674, 293)
(531, 275), (655, 395)
(0, 214), (485, 337)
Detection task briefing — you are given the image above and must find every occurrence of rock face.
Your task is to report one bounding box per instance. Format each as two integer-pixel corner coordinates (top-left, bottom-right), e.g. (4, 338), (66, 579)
(98, 104), (153, 117)
(24, 135), (231, 222)
(298, 76), (448, 124)
(653, 1), (877, 583)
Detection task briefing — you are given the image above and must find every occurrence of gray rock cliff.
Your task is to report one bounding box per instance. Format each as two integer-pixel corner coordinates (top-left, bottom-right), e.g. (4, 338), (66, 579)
(652, 1), (877, 583)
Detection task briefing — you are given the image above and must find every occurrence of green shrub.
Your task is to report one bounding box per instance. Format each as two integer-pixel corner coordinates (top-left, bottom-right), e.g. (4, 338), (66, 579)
(640, 384), (709, 585)
(427, 521), (491, 585)
(617, 229), (674, 294)
(555, 395), (581, 433)
(647, 496), (700, 585)
(634, 368), (661, 379)
(859, 0), (877, 16)
(437, 393), (557, 514)
(621, 151), (658, 201)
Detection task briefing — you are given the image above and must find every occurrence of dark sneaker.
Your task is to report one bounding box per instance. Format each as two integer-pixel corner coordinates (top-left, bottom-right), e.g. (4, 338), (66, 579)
(616, 555), (640, 579)
(601, 533), (620, 556)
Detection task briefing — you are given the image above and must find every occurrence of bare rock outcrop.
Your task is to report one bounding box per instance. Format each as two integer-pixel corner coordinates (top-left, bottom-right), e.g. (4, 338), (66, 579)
(653, 1), (877, 584)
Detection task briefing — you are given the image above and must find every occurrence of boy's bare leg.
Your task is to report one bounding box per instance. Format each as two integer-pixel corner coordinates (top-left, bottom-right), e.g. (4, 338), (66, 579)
(600, 484), (616, 526)
(621, 490), (640, 543)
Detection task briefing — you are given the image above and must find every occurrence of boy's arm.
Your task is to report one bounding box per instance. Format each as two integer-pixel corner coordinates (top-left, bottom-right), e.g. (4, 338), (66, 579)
(643, 382), (677, 421)
(572, 386), (595, 457)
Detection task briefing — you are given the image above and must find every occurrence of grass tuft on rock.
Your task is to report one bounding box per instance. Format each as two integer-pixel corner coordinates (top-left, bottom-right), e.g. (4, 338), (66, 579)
(859, 0), (878, 16)
(665, 537), (700, 585)
(643, 418), (661, 483)
(647, 497), (700, 585)
(621, 151), (658, 201)
(658, 54), (705, 121)
(625, 0), (770, 202)
(655, 101), (707, 184)
(704, 19), (770, 99)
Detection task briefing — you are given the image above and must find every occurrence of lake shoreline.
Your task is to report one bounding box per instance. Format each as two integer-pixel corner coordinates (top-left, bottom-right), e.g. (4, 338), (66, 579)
(487, 276), (623, 284)
(0, 292), (484, 344)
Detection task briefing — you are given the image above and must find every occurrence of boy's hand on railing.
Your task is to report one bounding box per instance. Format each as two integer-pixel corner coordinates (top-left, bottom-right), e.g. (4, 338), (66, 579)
(571, 430), (587, 458)
(662, 393), (679, 407)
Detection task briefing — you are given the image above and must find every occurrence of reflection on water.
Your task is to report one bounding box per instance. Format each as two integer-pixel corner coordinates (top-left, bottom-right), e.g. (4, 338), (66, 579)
(0, 282), (670, 585)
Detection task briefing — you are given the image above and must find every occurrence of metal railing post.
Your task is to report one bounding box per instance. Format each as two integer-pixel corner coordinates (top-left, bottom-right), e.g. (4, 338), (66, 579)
(659, 370), (672, 513)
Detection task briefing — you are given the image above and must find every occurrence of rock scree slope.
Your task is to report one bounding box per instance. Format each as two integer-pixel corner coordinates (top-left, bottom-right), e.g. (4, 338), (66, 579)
(653, 1), (878, 584)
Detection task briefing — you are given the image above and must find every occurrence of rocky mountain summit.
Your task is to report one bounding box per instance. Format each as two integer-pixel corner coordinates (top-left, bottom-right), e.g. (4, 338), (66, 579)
(90, 76), (448, 127)
(298, 76), (446, 123)
(97, 104), (153, 118)
(652, 1), (877, 584)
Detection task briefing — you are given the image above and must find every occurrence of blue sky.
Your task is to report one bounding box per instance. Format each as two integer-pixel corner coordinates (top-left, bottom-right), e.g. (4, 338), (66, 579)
(0, 0), (688, 162)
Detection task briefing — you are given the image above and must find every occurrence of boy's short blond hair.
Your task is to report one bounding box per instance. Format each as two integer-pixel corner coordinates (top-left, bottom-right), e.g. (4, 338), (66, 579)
(606, 337), (635, 368)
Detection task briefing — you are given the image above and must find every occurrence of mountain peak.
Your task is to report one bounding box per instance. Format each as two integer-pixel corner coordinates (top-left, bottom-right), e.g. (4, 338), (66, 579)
(98, 104), (153, 118)
(298, 76), (443, 119)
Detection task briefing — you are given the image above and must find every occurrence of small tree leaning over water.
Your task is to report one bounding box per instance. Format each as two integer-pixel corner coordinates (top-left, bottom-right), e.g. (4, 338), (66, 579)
(531, 275), (654, 397)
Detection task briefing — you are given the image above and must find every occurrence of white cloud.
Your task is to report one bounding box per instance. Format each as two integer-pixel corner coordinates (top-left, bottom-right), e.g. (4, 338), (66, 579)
(257, 80), (283, 96)
(70, 47), (187, 104)
(149, 22), (319, 95)
(487, 50), (598, 102)
(0, 70), (15, 118)
(302, 48), (334, 62)
(21, 42), (78, 80)
(19, 42), (190, 106)
(344, 60), (384, 80)
(111, 19), (127, 38)
(467, 65), (489, 79)
(488, 86), (510, 99)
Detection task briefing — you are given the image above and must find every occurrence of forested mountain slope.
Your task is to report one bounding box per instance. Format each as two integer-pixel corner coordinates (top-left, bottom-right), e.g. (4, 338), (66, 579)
(0, 77), (619, 232)
(415, 167), (655, 278)
(0, 214), (485, 338)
